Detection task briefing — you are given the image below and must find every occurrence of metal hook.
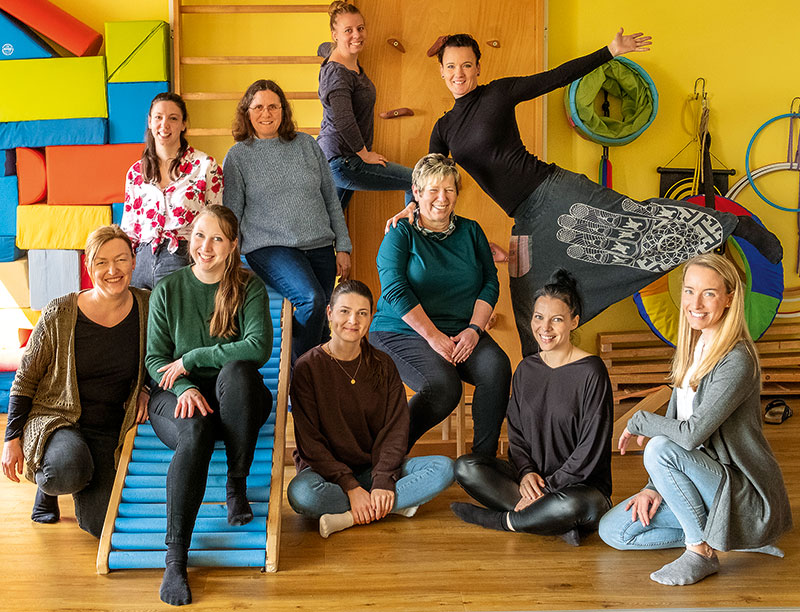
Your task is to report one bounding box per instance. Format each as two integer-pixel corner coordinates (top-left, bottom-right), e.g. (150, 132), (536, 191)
(693, 77), (706, 101)
(791, 96), (800, 115)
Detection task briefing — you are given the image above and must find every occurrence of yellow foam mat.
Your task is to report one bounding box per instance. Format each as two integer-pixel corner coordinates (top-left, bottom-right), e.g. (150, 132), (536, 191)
(17, 205), (111, 250)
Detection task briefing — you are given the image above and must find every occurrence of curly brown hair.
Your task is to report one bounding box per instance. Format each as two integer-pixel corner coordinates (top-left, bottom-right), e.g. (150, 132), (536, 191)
(231, 80), (297, 142)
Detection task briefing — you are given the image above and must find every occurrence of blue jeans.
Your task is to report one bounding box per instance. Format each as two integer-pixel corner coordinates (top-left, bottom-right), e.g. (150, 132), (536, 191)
(369, 331), (511, 457)
(328, 155), (414, 210)
(131, 241), (190, 290)
(286, 456), (454, 518)
(599, 436), (724, 549)
(245, 245), (336, 363)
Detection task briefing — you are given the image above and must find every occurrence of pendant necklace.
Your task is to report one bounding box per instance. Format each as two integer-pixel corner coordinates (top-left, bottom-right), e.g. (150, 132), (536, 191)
(326, 343), (362, 384)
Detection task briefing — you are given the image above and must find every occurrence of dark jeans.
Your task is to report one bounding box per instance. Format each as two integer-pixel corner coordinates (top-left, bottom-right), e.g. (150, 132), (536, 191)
(131, 241), (190, 290)
(454, 453), (611, 535)
(369, 331), (511, 457)
(148, 361), (272, 546)
(245, 245), (336, 363)
(328, 155), (414, 210)
(35, 425), (119, 537)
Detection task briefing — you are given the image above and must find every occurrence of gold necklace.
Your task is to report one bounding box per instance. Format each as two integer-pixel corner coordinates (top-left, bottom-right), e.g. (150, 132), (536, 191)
(326, 343), (362, 384)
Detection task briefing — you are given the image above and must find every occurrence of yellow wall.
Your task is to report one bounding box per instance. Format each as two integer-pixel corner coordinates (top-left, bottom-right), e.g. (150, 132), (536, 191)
(46, 0), (800, 354)
(547, 1), (800, 350)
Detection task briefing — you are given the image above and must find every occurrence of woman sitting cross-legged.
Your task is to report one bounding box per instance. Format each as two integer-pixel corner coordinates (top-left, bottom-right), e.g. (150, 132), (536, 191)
(145, 205), (273, 606)
(369, 153), (511, 457)
(287, 279), (454, 538)
(451, 269), (613, 545)
(599, 253), (792, 585)
(1, 225), (149, 537)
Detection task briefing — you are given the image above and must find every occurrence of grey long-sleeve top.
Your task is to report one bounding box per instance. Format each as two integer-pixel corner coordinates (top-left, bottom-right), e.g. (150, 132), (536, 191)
(627, 342), (792, 551)
(222, 133), (352, 254)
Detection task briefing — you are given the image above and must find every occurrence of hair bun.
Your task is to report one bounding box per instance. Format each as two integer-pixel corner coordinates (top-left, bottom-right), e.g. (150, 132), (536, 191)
(328, 0), (352, 16)
(548, 268), (578, 292)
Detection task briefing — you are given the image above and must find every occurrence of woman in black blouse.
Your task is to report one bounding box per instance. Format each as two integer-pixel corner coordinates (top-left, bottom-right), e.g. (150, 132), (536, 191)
(451, 269), (613, 546)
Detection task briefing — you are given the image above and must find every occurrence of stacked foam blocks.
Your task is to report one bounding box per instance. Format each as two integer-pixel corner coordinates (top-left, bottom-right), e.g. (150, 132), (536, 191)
(0, 0), (169, 410)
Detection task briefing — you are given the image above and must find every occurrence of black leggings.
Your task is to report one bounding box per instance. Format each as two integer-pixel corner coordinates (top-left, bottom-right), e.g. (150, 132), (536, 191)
(148, 360), (272, 546)
(454, 453), (611, 535)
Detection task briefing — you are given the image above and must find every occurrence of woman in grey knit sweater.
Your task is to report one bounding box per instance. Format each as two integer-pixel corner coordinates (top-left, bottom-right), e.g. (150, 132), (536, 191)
(599, 253), (792, 585)
(224, 79), (353, 362)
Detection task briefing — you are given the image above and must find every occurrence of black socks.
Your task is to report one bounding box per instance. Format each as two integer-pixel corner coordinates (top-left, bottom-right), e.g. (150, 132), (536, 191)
(31, 488), (59, 524)
(226, 476), (253, 526)
(450, 502), (508, 531)
(160, 543), (191, 606)
(732, 216), (783, 264)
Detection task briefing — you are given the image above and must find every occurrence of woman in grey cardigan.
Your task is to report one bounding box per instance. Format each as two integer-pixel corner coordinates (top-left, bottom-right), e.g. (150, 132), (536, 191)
(599, 253), (791, 585)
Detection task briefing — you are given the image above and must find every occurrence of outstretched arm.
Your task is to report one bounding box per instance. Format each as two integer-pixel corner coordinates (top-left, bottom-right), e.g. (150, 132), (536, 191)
(607, 28), (652, 57)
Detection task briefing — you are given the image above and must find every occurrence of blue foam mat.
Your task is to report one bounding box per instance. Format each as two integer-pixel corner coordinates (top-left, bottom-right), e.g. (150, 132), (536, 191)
(0, 118), (107, 150)
(0, 235), (23, 262)
(107, 81), (169, 144)
(0, 176), (18, 235)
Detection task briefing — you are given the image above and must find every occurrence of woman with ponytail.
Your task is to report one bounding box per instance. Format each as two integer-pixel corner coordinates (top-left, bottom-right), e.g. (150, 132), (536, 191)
(451, 269), (614, 547)
(145, 205), (273, 606)
(122, 92), (223, 289)
(316, 1), (413, 210)
(287, 280), (453, 538)
(599, 254), (791, 586)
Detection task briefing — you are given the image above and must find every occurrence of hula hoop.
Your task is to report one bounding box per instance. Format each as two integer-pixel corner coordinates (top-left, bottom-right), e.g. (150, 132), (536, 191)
(744, 113), (800, 212)
(565, 57), (658, 146)
(634, 196), (784, 345)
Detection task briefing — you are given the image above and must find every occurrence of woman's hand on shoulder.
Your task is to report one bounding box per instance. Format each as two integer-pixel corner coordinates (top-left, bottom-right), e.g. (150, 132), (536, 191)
(358, 149), (387, 167)
(625, 488), (662, 526)
(136, 388), (150, 424)
(175, 388), (213, 419)
(336, 252), (351, 280)
(450, 328), (479, 363)
(157, 358), (189, 390)
(384, 202), (416, 234)
(371, 488), (395, 520)
(518, 472), (546, 503)
(608, 28), (652, 57)
(347, 486), (375, 524)
(1, 438), (24, 483)
(618, 426), (645, 455)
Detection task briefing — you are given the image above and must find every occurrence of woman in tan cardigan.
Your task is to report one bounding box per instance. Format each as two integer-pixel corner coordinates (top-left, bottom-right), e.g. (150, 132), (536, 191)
(1, 225), (150, 537)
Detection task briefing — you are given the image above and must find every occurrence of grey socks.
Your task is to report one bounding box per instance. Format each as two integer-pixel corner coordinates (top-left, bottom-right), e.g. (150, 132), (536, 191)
(650, 549), (719, 585)
(226, 476), (253, 527)
(160, 543), (191, 606)
(31, 488), (59, 524)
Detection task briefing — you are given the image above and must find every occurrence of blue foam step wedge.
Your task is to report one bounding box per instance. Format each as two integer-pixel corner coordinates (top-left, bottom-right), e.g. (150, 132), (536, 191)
(120, 485), (270, 504)
(0, 10), (57, 60)
(126, 459), (272, 476)
(124, 474), (270, 489)
(114, 517), (267, 534)
(116, 502), (270, 519)
(112, 531), (266, 551)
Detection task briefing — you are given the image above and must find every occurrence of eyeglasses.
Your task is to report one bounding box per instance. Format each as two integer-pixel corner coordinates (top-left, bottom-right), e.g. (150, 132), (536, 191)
(248, 104), (282, 114)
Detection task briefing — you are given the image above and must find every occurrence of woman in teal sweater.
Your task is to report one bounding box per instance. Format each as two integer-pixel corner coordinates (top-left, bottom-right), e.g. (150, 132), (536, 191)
(146, 205), (273, 606)
(370, 154), (511, 457)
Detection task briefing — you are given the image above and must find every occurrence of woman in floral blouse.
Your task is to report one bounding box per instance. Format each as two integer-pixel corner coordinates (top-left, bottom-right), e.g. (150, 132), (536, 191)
(122, 92), (224, 289)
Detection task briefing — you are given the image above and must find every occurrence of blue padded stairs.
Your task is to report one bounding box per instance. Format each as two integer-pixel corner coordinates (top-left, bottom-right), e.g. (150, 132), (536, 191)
(97, 288), (291, 574)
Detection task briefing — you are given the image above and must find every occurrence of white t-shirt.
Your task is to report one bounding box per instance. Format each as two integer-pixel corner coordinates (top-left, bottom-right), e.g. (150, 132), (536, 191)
(676, 338), (706, 422)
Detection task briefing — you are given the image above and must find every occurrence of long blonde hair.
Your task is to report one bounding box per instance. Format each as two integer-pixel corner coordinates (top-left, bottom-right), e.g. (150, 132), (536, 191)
(191, 206), (251, 338)
(671, 253), (758, 389)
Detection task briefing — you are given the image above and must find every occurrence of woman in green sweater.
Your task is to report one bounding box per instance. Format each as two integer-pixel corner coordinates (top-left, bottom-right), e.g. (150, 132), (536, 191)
(370, 154), (511, 457)
(146, 205), (273, 606)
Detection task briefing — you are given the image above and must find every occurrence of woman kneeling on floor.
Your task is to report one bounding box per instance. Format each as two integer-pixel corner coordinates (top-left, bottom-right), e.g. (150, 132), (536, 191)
(287, 279), (454, 538)
(1, 225), (149, 536)
(599, 253), (792, 585)
(451, 269), (613, 546)
(146, 205), (273, 605)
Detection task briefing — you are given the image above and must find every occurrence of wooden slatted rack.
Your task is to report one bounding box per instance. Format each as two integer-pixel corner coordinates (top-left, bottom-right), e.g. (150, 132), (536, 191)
(599, 322), (800, 403)
(170, 1), (326, 139)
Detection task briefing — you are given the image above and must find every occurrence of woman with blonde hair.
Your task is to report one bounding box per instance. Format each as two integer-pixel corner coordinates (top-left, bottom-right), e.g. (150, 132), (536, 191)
(599, 253), (792, 585)
(146, 205), (273, 605)
(316, 1), (413, 209)
(1, 225), (149, 536)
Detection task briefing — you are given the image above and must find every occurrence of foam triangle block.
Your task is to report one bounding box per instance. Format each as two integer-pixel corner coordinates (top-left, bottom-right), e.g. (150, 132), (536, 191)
(107, 81), (169, 144)
(15, 147), (46, 205)
(0, 0), (102, 57)
(0, 118), (107, 150)
(0, 56), (107, 122)
(28, 249), (80, 310)
(0, 8), (57, 60)
(0, 176), (18, 234)
(16, 204), (111, 250)
(105, 21), (169, 83)
(45, 143), (143, 205)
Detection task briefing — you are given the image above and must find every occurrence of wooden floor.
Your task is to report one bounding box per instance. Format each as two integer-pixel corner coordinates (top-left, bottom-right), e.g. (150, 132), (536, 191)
(2, 411), (798, 612)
